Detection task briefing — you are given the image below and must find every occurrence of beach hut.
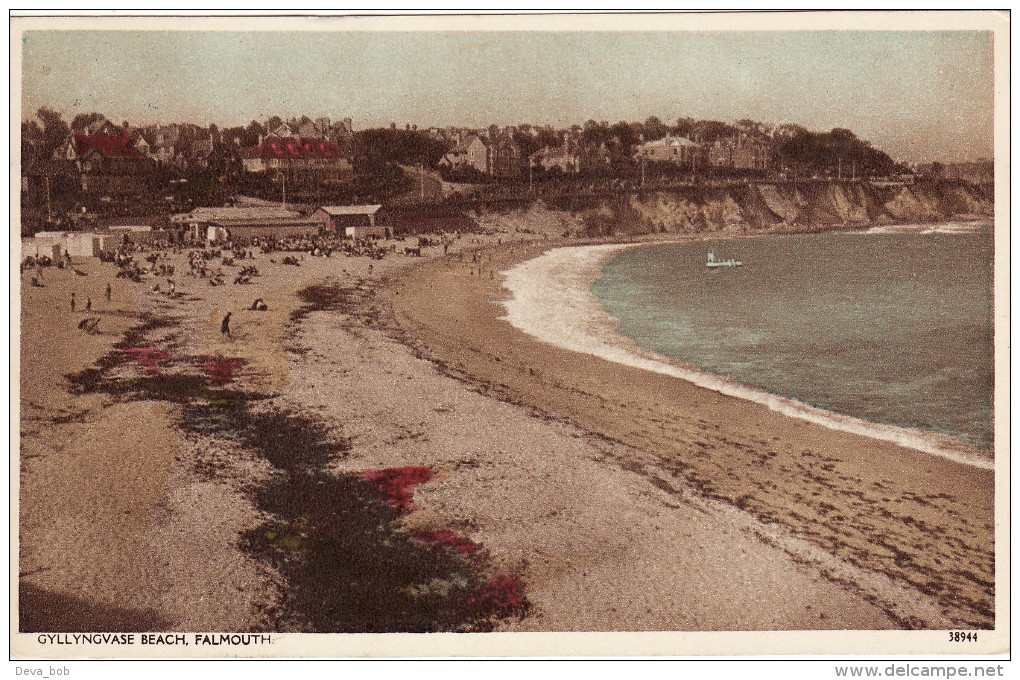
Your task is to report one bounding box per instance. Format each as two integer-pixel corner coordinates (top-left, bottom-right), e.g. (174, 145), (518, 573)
(27, 231), (101, 258)
(21, 237), (63, 261)
(63, 231), (103, 257)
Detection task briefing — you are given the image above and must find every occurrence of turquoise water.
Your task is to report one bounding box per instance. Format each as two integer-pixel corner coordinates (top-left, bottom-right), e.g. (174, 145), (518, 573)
(590, 227), (994, 449)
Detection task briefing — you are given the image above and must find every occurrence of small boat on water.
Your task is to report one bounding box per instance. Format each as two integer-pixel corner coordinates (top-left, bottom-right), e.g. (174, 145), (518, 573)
(706, 250), (743, 268)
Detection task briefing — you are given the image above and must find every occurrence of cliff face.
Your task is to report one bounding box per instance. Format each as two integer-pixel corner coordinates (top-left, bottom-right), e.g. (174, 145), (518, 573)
(413, 180), (992, 238)
(541, 180), (993, 236)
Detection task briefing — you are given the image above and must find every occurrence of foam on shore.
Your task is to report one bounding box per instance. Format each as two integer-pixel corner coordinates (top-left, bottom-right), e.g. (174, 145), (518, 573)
(861, 220), (992, 235)
(500, 243), (994, 471)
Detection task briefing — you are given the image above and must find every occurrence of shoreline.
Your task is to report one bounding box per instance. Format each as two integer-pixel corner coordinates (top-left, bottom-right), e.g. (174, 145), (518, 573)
(385, 231), (995, 629)
(500, 236), (992, 470)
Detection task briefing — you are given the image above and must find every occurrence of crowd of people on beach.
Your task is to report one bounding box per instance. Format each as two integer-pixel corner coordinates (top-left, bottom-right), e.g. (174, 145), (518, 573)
(22, 226), (493, 346)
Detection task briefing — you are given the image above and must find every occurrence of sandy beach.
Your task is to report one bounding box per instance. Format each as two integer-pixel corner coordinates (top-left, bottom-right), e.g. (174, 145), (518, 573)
(17, 220), (994, 636)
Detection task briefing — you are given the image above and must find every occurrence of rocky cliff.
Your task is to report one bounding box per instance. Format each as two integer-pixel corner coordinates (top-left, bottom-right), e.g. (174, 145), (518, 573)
(471, 180), (993, 237)
(411, 179), (992, 238)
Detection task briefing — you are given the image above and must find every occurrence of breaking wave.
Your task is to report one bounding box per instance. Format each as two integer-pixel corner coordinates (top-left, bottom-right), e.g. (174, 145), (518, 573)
(861, 220), (992, 235)
(500, 243), (993, 471)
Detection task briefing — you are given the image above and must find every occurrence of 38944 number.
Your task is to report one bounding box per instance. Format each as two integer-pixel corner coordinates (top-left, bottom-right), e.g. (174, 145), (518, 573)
(948, 631), (978, 642)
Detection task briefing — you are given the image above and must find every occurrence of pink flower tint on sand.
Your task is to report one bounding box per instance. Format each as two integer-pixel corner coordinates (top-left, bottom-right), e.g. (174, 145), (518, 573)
(468, 573), (528, 617)
(122, 347), (169, 375)
(412, 529), (480, 556)
(205, 357), (246, 383)
(360, 466), (434, 513)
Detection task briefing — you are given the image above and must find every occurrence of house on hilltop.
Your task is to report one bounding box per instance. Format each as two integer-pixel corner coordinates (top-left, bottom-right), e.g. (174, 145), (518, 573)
(265, 117), (354, 146)
(72, 118), (121, 137)
(437, 135), (478, 172)
(530, 137), (580, 173)
(71, 125), (154, 194)
(706, 135), (772, 172)
(242, 137), (353, 182)
(635, 136), (704, 167)
(437, 130), (522, 178)
(484, 129), (523, 178)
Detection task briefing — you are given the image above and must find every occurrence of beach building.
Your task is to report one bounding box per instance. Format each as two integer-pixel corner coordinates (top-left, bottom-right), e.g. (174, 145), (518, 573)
(22, 235), (64, 261)
(24, 231), (104, 258)
(314, 205), (391, 238)
(204, 217), (322, 244)
(173, 205), (303, 241)
(171, 205), (321, 243)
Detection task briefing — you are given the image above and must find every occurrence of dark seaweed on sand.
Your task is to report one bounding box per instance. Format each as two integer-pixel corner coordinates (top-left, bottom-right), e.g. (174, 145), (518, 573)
(67, 310), (525, 632)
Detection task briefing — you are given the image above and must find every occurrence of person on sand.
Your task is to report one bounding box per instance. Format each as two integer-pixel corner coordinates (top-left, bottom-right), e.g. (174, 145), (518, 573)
(70, 292), (76, 312)
(105, 282), (112, 301)
(221, 311), (232, 338)
(85, 296), (92, 312)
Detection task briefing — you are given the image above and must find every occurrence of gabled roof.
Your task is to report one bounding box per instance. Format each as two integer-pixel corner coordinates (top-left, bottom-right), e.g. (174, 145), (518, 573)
(317, 204), (382, 216)
(243, 137), (345, 159)
(74, 133), (142, 159)
(450, 135), (480, 154)
(76, 119), (120, 136)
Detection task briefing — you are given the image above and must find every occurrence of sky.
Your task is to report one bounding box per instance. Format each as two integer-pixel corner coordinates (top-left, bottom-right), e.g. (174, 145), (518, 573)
(19, 28), (995, 163)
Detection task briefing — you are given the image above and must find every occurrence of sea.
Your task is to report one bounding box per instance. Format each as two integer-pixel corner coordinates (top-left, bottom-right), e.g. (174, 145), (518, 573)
(501, 222), (995, 468)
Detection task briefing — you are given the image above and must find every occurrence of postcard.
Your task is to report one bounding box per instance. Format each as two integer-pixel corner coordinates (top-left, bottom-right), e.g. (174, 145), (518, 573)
(10, 10), (1009, 660)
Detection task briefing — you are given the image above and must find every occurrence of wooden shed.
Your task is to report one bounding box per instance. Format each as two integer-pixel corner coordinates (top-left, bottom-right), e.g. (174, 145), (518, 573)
(314, 205), (391, 238)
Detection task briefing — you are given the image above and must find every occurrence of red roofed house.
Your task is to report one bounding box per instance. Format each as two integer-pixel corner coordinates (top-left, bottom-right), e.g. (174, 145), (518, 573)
(72, 124), (154, 194)
(242, 137), (353, 185)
